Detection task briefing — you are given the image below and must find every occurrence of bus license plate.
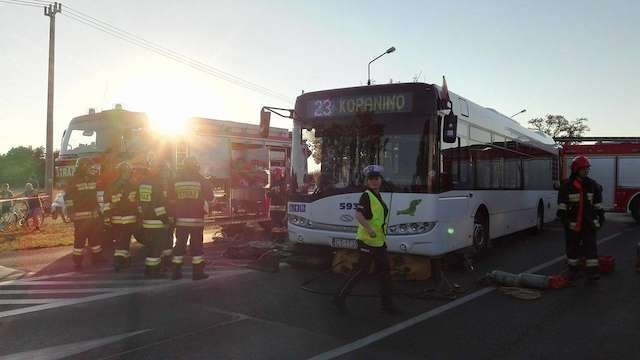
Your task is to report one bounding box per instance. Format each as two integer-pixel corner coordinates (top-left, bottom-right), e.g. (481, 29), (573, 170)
(331, 238), (357, 249)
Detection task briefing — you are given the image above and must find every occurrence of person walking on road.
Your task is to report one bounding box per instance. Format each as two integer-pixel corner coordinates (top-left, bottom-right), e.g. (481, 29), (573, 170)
(333, 164), (398, 315)
(169, 156), (213, 281)
(138, 156), (171, 279)
(22, 183), (43, 232)
(0, 183), (14, 217)
(557, 155), (605, 284)
(65, 158), (105, 270)
(104, 162), (139, 272)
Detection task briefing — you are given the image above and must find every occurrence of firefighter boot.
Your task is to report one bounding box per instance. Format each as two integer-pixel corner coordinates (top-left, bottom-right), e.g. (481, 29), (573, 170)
(332, 295), (348, 315)
(171, 263), (182, 280)
(113, 256), (123, 272)
(91, 252), (107, 266)
(586, 267), (600, 285)
(72, 255), (83, 271)
(122, 256), (131, 269)
(144, 265), (163, 279)
(192, 263), (209, 281)
(160, 255), (172, 275)
(565, 266), (580, 283)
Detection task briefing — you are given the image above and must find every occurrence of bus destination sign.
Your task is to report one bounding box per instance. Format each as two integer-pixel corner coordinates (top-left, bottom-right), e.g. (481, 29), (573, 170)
(305, 92), (413, 118)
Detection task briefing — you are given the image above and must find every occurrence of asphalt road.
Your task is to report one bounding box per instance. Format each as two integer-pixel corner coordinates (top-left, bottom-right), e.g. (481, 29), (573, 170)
(0, 214), (638, 360)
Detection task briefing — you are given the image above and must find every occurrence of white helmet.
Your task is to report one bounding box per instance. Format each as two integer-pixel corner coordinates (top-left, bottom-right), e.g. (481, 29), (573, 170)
(363, 164), (384, 178)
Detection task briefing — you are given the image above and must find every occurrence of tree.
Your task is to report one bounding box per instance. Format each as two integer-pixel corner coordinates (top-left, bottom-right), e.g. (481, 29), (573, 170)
(528, 115), (590, 139)
(0, 146), (45, 189)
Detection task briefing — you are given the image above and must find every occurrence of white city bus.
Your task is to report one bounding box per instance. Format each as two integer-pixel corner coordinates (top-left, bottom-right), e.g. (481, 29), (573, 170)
(286, 82), (559, 256)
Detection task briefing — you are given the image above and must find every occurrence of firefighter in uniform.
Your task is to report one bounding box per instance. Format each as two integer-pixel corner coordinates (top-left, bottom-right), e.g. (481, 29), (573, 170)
(104, 162), (139, 271)
(557, 155), (605, 283)
(159, 162), (176, 271)
(169, 156), (213, 281)
(96, 154), (117, 251)
(138, 156), (171, 278)
(333, 165), (397, 315)
(65, 158), (105, 269)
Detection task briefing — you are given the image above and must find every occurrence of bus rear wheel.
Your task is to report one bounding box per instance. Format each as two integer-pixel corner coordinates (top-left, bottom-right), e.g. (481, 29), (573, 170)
(473, 209), (490, 253)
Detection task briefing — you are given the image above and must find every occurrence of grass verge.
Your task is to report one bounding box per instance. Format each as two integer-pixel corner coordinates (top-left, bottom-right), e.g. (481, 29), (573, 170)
(0, 219), (74, 252)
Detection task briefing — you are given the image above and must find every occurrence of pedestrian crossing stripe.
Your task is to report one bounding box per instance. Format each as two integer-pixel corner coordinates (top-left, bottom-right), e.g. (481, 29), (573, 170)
(0, 268), (250, 319)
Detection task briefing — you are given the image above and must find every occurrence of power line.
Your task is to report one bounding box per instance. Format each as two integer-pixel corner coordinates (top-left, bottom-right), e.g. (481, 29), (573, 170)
(2, 0), (293, 103)
(0, 0), (45, 8)
(62, 4), (292, 103)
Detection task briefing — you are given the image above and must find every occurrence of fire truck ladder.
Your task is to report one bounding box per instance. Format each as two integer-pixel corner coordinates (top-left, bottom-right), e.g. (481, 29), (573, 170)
(554, 136), (640, 143)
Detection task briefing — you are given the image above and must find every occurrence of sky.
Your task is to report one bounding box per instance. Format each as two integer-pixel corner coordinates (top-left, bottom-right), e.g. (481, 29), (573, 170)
(0, 0), (638, 154)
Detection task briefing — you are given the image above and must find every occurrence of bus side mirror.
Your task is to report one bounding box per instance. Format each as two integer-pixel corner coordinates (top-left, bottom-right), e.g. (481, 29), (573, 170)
(260, 110), (271, 138)
(442, 112), (458, 143)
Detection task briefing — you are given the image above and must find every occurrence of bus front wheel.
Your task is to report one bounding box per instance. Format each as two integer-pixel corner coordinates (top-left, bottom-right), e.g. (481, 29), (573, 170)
(473, 209), (490, 253)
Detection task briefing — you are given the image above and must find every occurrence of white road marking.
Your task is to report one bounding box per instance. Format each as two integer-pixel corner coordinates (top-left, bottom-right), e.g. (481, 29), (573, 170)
(0, 299), (60, 305)
(0, 266), (25, 281)
(307, 230), (626, 360)
(0, 287), (147, 295)
(0, 329), (151, 360)
(5, 280), (176, 286)
(0, 269), (251, 319)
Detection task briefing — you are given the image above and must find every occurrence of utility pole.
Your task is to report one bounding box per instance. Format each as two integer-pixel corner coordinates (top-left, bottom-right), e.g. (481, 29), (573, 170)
(44, 2), (62, 195)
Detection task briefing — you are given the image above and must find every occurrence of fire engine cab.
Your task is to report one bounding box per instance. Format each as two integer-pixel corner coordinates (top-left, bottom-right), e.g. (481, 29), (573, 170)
(558, 137), (640, 223)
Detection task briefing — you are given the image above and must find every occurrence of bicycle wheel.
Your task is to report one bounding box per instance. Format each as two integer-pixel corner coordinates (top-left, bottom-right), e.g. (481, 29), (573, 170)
(0, 212), (18, 232)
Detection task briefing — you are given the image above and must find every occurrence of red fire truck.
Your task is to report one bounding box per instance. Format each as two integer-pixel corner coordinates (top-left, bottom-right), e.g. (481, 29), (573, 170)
(558, 137), (640, 223)
(55, 105), (291, 230)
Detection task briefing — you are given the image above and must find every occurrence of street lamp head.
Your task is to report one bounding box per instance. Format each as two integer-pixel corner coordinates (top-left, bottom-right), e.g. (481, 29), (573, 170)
(386, 46), (396, 54)
(510, 109), (527, 118)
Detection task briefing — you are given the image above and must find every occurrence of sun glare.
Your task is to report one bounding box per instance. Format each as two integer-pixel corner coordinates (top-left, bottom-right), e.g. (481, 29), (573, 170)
(148, 108), (188, 136)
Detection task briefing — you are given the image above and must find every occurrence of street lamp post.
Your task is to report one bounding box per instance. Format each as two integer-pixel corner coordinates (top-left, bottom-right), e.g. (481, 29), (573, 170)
(510, 109), (527, 118)
(367, 46), (396, 86)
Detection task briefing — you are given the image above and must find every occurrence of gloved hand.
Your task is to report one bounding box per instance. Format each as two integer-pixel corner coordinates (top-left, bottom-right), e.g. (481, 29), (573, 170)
(556, 209), (567, 225)
(103, 217), (111, 228)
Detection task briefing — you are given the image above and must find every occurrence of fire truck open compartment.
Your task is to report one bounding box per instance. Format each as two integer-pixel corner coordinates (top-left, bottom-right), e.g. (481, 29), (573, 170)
(180, 118), (291, 230)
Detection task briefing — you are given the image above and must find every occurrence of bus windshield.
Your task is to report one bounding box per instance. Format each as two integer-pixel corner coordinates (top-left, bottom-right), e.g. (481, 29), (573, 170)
(299, 113), (436, 196)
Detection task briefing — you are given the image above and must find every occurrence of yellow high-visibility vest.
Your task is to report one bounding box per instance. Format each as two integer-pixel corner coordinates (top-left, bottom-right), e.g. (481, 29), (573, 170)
(356, 190), (387, 247)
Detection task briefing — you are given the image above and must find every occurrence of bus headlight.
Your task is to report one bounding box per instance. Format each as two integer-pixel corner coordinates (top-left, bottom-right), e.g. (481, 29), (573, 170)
(288, 214), (313, 228)
(388, 222), (436, 235)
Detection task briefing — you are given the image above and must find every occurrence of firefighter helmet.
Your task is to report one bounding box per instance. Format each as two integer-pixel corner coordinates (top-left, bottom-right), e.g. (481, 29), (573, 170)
(116, 161), (133, 177)
(363, 164), (384, 178)
(75, 157), (93, 175)
(571, 155), (591, 173)
(183, 156), (199, 172)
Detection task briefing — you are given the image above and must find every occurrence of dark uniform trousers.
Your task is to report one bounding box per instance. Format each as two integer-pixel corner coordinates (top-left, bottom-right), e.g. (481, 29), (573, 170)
(144, 227), (170, 260)
(114, 223), (137, 257)
(566, 227), (598, 270)
(337, 240), (393, 307)
(173, 227), (204, 262)
(73, 218), (101, 254)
